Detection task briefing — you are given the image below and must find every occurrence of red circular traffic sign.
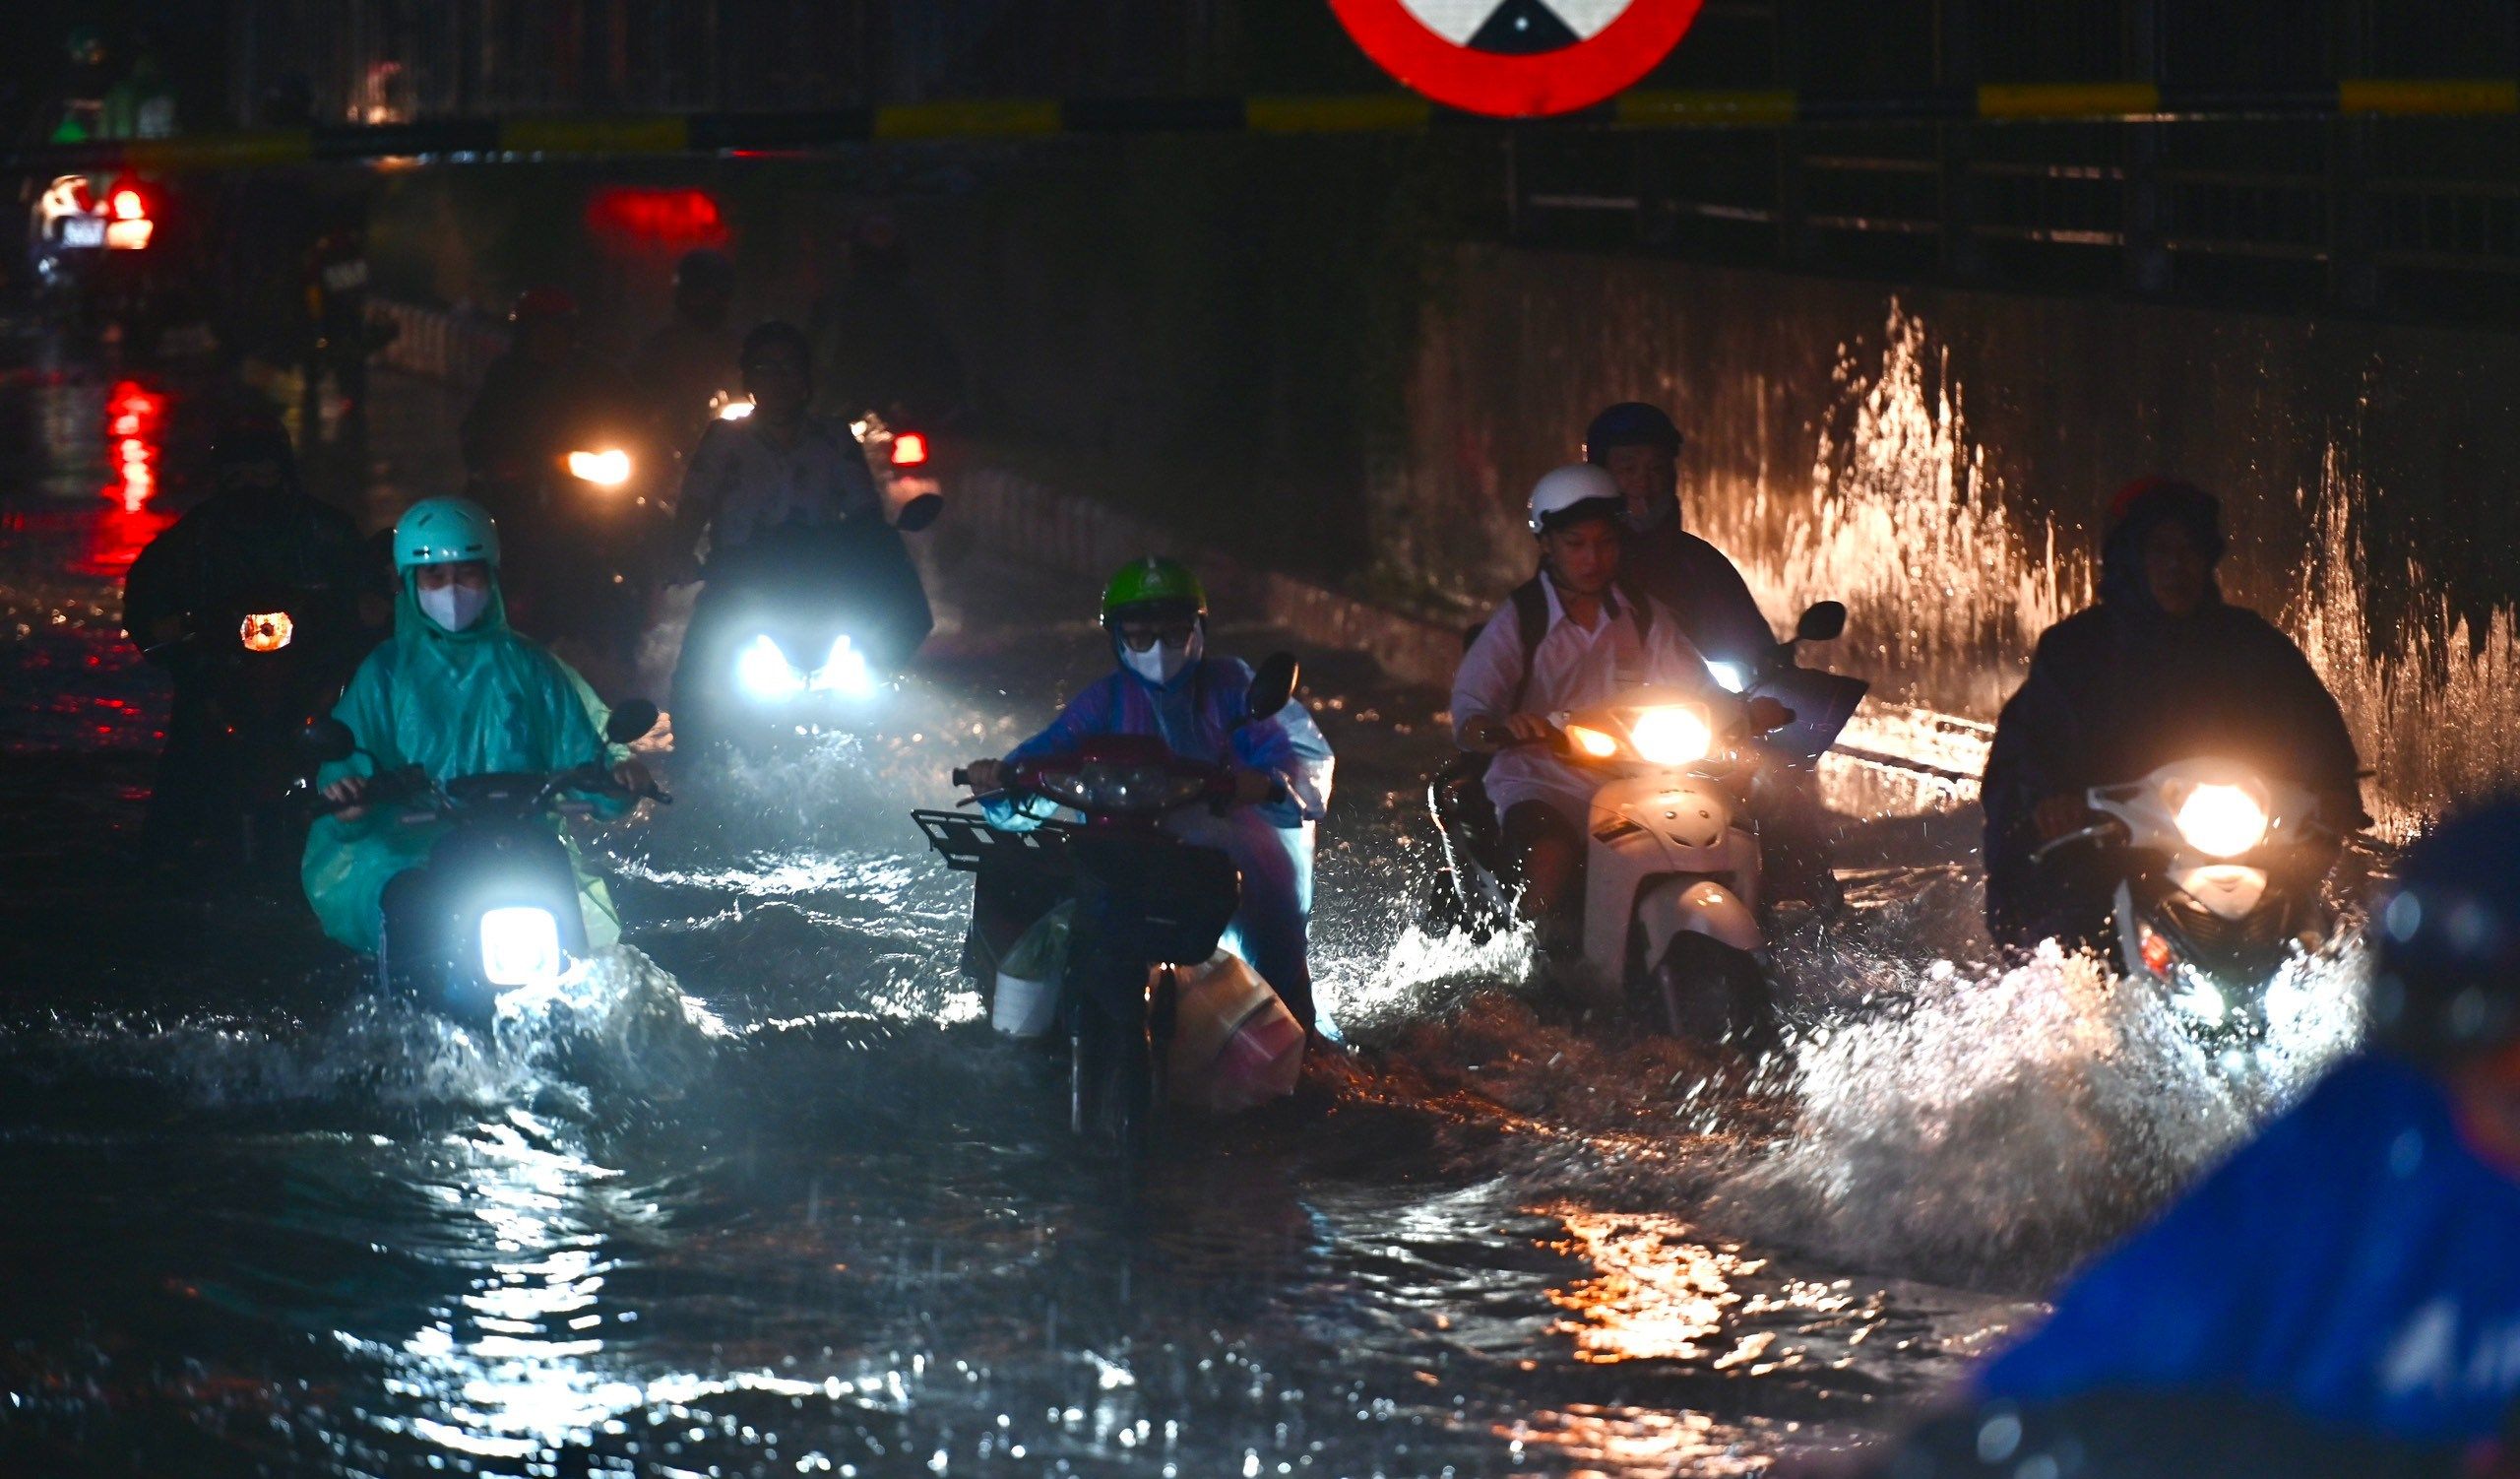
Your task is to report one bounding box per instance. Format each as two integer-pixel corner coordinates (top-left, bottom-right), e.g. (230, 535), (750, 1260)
(1329, 0), (1704, 118)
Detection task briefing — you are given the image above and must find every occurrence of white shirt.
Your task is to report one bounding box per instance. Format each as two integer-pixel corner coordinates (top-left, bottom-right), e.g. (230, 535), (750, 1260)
(1450, 577), (1719, 824)
(678, 414), (884, 557)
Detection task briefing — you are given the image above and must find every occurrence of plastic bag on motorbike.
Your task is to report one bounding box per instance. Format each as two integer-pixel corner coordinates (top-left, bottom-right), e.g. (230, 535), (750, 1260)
(1164, 949), (1305, 1113)
(992, 899), (1072, 1038)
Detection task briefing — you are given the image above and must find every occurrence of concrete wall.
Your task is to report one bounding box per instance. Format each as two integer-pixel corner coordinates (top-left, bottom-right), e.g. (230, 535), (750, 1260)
(1388, 246), (2520, 828)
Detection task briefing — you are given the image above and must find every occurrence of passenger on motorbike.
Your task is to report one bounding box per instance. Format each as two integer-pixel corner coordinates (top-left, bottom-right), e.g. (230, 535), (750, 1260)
(123, 416), (373, 869)
(1584, 402), (1773, 671)
(1982, 477), (2362, 954)
(302, 497), (652, 956)
(959, 557), (1333, 1031)
(1451, 465), (1724, 943)
(1959, 801), (2520, 1449)
(666, 320), (932, 745)
(458, 288), (635, 526)
(630, 247), (743, 457)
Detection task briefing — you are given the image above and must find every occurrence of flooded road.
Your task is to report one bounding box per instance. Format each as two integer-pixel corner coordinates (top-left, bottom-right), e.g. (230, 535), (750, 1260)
(0, 349), (2367, 1476)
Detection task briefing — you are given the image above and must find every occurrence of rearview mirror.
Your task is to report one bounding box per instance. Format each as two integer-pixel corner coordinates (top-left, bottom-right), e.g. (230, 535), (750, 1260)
(894, 491), (943, 533)
(605, 699), (661, 745)
(1247, 652), (1300, 720)
(299, 716), (356, 764)
(1796, 601), (1848, 643)
(1746, 695), (1796, 735)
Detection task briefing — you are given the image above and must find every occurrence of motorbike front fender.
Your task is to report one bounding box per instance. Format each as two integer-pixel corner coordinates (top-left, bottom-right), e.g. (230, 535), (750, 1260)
(1635, 875), (1764, 971)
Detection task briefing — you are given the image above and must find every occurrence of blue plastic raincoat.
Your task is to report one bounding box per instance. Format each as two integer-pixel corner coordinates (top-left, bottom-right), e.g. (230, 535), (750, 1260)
(990, 653), (1333, 1022)
(300, 571), (624, 955)
(1978, 1054), (2520, 1446)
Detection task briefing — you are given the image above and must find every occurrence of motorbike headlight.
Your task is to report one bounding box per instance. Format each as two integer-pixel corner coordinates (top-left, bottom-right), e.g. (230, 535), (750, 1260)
(479, 906), (564, 989)
(1564, 724), (1622, 760)
(716, 397), (754, 421)
(734, 633), (807, 703)
(239, 611), (294, 652)
(566, 448), (633, 487)
(2173, 782), (2269, 858)
(808, 634), (874, 696)
(1704, 660), (1748, 694)
(1627, 705), (1714, 767)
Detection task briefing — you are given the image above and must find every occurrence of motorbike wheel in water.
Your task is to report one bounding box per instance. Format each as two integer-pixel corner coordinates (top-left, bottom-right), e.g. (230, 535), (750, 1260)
(1643, 929), (1774, 1050)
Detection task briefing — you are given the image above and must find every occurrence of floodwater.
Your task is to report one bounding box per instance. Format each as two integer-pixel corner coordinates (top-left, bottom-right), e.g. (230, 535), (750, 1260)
(0, 343), (2371, 1477)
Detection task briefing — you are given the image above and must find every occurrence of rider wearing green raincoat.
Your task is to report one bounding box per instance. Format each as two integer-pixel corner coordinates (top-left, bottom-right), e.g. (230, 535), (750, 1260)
(301, 497), (636, 955)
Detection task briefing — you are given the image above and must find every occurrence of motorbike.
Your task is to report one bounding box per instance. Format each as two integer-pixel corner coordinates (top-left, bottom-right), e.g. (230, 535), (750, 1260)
(466, 422), (670, 669)
(145, 586), (368, 872)
(1426, 602), (1862, 1044)
(913, 654), (1306, 1156)
(671, 496), (940, 757)
(2031, 757), (2343, 1032)
(302, 700), (666, 1029)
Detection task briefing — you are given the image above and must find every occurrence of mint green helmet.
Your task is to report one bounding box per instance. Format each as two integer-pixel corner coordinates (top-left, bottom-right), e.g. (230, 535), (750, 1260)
(1099, 556), (1207, 627)
(393, 496), (499, 570)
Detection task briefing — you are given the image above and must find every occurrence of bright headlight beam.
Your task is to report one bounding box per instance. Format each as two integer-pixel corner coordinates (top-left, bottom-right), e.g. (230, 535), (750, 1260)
(479, 906), (564, 988)
(566, 448), (633, 486)
(734, 633), (806, 703)
(2174, 782), (2269, 858)
(1627, 706), (1713, 767)
(808, 633), (874, 696)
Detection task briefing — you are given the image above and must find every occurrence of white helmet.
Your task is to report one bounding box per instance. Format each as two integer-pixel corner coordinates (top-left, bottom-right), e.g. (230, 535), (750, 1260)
(1526, 463), (1625, 535)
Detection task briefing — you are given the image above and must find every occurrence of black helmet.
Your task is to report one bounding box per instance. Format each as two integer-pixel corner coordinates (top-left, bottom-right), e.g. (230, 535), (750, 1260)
(673, 247), (734, 297)
(2370, 801), (2520, 1066)
(1584, 402), (1683, 465)
(740, 320), (812, 373)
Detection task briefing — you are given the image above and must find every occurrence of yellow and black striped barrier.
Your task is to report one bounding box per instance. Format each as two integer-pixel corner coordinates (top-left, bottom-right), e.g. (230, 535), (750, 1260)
(15, 79), (2519, 172)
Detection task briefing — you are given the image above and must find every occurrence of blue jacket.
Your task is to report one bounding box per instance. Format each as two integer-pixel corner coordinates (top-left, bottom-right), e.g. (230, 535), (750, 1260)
(998, 656), (1330, 832)
(1979, 1054), (2520, 1446)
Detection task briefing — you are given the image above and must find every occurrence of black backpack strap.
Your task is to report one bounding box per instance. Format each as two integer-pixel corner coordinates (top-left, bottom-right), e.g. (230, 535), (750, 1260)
(1506, 576), (1550, 714)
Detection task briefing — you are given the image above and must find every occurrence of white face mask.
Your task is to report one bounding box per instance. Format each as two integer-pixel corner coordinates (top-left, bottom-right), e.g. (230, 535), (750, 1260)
(418, 581), (491, 633)
(1119, 626), (1202, 685)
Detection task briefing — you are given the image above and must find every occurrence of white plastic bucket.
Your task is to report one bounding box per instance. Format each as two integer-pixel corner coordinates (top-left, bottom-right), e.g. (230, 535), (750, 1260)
(992, 971), (1059, 1038)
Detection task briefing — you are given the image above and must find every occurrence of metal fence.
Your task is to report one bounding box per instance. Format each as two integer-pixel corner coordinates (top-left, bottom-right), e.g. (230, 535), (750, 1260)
(1509, 114), (2520, 322)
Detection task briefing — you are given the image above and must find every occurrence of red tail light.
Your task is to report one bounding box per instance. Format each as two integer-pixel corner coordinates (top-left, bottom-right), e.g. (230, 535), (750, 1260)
(890, 431), (929, 468)
(110, 186), (147, 222)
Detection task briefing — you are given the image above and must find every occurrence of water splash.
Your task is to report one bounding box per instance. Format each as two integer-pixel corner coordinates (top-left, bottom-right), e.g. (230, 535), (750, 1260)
(1717, 936), (2366, 1290)
(1702, 303), (2092, 720)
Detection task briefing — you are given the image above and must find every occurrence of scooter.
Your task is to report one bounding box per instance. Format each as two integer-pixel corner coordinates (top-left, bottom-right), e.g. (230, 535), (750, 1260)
(302, 700), (666, 1029)
(913, 655), (1305, 1156)
(1426, 603), (1862, 1044)
(145, 586), (369, 872)
(2031, 758), (2346, 1032)
(670, 500), (940, 757)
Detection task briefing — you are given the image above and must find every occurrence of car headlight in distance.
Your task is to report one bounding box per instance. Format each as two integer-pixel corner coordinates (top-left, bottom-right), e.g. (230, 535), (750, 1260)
(808, 633), (873, 695)
(1704, 660), (1748, 694)
(479, 906), (564, 988)
(1627, 705), (1714, 767)
(2173, 782), (2270, 858)
(734, 633), (806, 703)
(566, 448), (633, 486)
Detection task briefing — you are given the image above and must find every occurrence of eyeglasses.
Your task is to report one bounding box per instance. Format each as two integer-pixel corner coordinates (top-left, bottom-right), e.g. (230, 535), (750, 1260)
(1116, 619), (1197, 652)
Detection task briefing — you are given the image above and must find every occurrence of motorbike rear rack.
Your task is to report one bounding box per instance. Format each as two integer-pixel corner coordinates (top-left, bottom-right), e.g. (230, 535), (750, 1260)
(912, 808), (1078, 874)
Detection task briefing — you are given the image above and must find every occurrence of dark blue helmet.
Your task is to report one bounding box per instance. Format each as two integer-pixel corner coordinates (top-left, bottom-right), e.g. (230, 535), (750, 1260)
(2370, 801), (2520, 1065)
(1584, 402), (1682, 465)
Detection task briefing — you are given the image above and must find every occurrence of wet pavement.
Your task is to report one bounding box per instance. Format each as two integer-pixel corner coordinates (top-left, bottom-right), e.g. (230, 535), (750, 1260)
(0, 338), (2370, 1476)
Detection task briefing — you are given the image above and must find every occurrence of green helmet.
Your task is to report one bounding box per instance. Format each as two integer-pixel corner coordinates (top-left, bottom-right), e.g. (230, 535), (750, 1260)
(1100, 556), (1207, 626)
(394, 496), (500, 570)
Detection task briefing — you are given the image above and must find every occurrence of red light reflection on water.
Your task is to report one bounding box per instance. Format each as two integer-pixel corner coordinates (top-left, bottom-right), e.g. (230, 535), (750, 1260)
(102, 381), (163, 513)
